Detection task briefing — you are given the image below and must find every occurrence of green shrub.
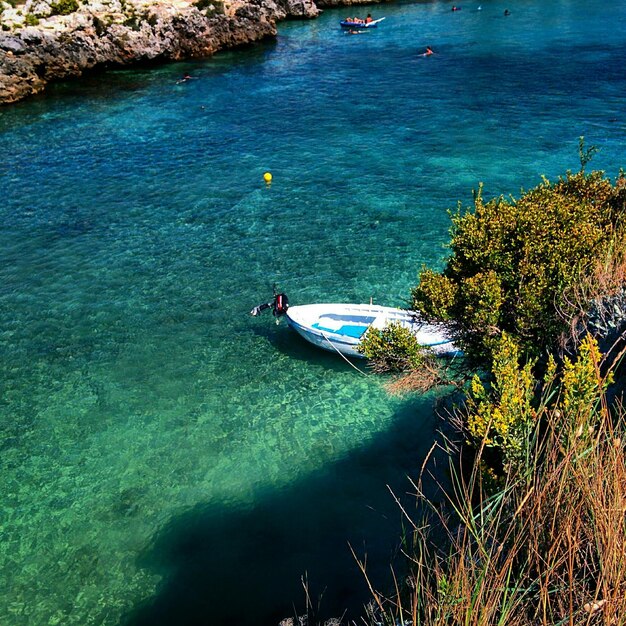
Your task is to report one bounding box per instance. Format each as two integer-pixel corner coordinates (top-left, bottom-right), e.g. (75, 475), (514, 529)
(414, 267), (457, 321)
(358, 321), (431, 373)
(412, 170), (626, 363)
(50, 0), (79, 16)
(24, 12), (39, 25)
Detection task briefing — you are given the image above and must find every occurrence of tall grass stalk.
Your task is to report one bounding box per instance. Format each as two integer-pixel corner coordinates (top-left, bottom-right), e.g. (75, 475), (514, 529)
(362, 361), (626, 626)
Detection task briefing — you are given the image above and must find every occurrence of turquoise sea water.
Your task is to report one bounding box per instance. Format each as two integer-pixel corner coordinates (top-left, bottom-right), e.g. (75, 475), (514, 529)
(1, 0), (626, 624)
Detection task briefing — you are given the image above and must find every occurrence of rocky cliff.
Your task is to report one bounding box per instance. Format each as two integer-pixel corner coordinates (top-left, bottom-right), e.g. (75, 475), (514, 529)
(0, 0), (375, 104)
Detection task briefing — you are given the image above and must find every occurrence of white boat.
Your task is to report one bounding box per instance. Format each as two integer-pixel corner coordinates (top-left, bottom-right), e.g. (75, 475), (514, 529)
(339, 17), (386, 29)
(285, 303), (460, 358)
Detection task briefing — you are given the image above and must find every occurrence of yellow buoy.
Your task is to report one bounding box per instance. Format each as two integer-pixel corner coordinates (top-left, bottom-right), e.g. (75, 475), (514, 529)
(263, 172), (272, 184)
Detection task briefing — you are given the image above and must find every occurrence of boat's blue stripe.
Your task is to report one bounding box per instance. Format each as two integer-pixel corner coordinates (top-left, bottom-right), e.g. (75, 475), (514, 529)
(288, 318), (359, 348)
(311, 322), (368, 338)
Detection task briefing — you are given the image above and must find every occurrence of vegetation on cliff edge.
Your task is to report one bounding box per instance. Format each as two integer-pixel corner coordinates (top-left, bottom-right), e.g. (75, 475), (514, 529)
(364, 334), (626, 626)
(412, 167), (626, 364)
(353, 158), (626, 626)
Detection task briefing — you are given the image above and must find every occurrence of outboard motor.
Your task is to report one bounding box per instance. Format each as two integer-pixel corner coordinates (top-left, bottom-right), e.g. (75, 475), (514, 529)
(250, 293), (289, 317)
(273, 292), (289, 317)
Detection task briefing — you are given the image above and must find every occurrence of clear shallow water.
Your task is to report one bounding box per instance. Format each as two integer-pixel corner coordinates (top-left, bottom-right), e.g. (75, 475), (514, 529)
(1, 0), (625, 624)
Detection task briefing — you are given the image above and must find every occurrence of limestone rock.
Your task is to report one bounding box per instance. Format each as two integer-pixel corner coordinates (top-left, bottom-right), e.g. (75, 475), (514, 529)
(0, 0), (323, 104)
(316, 0), (381, 7)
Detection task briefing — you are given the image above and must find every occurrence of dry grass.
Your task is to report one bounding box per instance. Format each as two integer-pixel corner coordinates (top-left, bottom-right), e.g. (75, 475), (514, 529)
(361, 374), (626, 626)
(383, 359), (468, 396)
(384, 367), (445, 396)
(522, 410), (626, 626)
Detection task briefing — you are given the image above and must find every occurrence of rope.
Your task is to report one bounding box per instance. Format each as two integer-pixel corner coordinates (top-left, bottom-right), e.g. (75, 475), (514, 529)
(320, 331), (370, 377)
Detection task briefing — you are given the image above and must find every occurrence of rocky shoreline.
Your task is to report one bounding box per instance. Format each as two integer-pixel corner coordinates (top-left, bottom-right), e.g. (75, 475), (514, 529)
(0, 0), (380, 104)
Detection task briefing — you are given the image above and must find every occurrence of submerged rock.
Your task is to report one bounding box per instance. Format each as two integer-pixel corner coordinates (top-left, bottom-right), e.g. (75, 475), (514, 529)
(0, 0), (325, 103)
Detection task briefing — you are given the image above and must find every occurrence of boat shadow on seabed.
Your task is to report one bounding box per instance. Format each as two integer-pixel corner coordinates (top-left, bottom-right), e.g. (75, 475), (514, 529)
(121, 399), (454, 626)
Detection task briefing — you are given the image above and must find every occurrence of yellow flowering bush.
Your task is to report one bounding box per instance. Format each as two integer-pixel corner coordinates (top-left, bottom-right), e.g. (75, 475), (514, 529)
(561, 335), (613, 444)
(466, 334), (537, 470)
(466, 333), (614, 474)
(359, 321), (431, 373)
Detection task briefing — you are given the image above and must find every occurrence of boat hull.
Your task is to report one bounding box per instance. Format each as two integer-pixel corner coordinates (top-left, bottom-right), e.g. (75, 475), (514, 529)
(285, 303), (460, 359)
(339, 17), (384, 29)
(340, 21), (377, 29)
